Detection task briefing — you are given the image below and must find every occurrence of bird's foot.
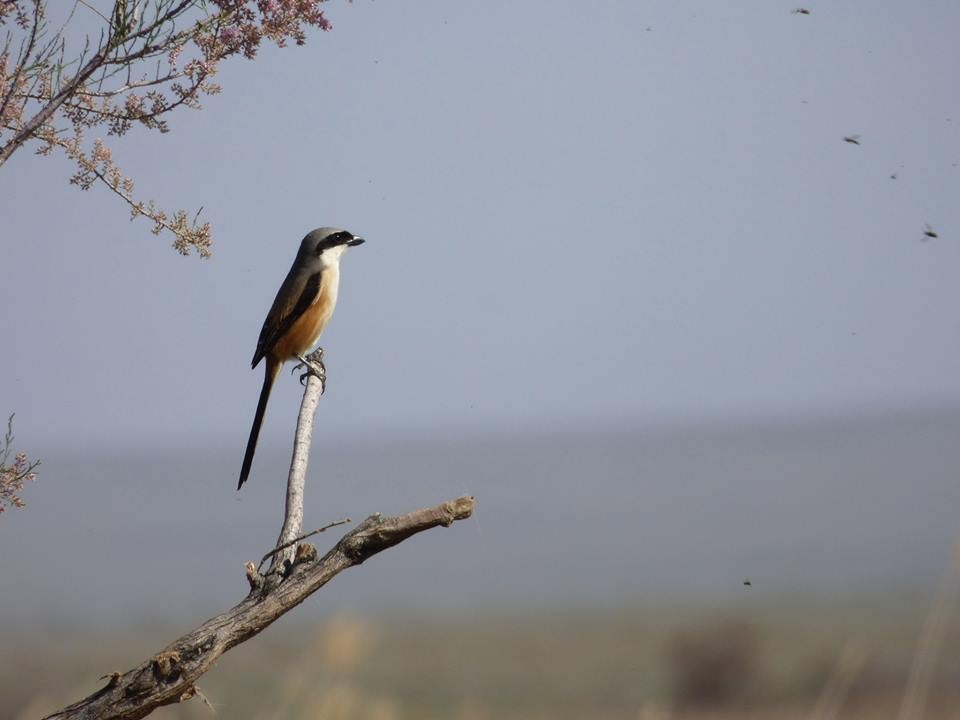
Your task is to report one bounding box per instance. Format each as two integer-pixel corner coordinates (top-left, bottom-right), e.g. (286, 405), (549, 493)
(293, 348), (326, 393)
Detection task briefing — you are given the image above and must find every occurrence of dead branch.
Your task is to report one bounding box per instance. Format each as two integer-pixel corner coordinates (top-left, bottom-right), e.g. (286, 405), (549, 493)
(270, 356), (325, 574)
(40, 311), (470, 720)
(257, 517), (351, 573)
(42, 494), (475, 720)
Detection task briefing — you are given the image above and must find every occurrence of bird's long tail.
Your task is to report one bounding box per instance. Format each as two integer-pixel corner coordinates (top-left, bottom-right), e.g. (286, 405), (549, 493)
(238, 357), (281, 490)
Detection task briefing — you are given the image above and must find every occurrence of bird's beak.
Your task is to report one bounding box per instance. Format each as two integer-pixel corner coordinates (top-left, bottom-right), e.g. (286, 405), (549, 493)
(347, 236), (365, 247)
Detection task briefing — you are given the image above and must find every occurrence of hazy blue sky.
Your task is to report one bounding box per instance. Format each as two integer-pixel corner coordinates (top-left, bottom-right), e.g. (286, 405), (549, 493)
(3, 0), (960, 458)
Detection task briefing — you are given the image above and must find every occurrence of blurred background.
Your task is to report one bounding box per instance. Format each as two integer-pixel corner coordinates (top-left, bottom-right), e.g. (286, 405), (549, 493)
(3, 1), (960, 718)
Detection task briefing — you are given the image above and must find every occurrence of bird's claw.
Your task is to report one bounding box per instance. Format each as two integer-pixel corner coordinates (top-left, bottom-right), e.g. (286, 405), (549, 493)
(299, 371), (326, 394)
(293, 349), (326, 394)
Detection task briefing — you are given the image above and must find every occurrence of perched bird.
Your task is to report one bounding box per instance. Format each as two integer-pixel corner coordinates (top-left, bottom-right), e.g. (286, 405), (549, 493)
(238, 227), (365, 489)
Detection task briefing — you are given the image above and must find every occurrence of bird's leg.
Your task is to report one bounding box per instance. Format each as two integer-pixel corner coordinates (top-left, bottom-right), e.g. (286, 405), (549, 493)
(293, 348), (326, 393)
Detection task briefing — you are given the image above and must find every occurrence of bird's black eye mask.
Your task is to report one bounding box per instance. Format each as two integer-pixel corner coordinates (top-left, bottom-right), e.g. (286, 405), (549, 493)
(315, 231), (354, 254)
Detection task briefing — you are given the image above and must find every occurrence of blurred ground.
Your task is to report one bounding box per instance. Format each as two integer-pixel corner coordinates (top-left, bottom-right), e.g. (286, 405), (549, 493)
(6, 592), (959, 719)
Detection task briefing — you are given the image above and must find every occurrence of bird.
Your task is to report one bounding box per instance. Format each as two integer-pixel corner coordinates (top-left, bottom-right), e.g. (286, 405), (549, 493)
(238, 227), (365, 489)
(843, 135), (861, 145)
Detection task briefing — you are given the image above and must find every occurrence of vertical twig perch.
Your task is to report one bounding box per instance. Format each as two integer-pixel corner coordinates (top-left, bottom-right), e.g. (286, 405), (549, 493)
(271, 363), (324, 573)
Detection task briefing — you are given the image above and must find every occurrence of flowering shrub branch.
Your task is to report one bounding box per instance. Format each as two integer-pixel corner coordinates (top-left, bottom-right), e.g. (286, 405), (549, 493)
(1, 0), (334, 257)
(0, 414), (39, 514)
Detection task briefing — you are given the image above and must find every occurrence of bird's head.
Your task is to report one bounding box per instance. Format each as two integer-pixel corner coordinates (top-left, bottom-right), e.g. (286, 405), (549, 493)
(300, 227), (365, 267)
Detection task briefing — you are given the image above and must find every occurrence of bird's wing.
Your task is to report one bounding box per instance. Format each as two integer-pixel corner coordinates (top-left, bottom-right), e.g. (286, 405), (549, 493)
(251, 267), (323, 368)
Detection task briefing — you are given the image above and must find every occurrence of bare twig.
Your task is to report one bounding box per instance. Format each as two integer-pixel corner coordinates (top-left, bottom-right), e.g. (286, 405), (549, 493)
(191, 685), (216, 712)
(257, 517), (351, 573)
(270, 350), (325, 574)
(43, 495), (476, 720)
(76, 0), (109, 25)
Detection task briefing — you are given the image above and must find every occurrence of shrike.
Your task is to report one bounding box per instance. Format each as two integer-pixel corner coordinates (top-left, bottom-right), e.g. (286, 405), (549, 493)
(238, 227), (364, 489)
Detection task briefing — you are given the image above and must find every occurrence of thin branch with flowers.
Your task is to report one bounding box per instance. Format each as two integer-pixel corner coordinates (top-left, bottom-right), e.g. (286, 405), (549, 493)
(0, 414), (39, 514)
(1, 1), (335, 257)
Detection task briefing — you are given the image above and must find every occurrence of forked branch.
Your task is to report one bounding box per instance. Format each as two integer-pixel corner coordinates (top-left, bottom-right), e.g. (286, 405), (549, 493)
(43, 495), (476, 720)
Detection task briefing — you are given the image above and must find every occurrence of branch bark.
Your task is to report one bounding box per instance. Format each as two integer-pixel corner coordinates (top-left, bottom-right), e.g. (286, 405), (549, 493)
(271, 361), (324, 573)
(42, 494), (475, 720)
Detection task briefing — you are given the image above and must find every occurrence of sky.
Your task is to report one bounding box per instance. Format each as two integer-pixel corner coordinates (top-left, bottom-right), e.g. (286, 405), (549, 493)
(3, 0), (960, 455)
(1, 1), (960, 620)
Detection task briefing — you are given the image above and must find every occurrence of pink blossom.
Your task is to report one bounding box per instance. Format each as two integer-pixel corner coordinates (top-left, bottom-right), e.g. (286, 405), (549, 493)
(221, 26), (241, 44)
